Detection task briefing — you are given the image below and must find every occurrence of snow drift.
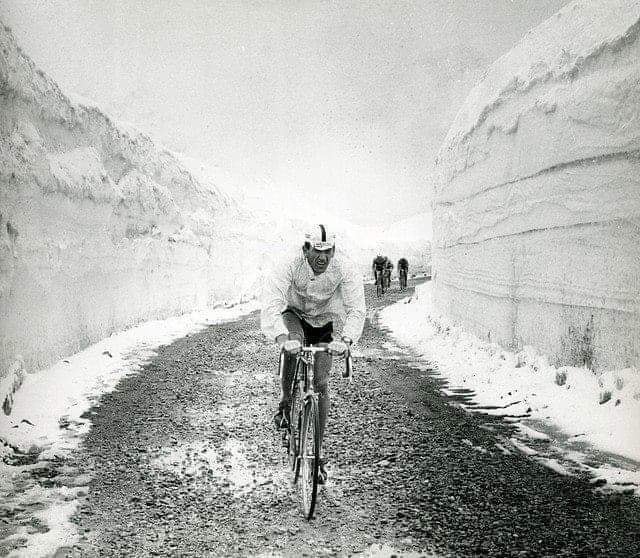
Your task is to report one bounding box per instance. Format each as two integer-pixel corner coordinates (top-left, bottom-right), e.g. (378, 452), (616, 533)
(0, 22), (272, 412)
(432, 0), (640, 371)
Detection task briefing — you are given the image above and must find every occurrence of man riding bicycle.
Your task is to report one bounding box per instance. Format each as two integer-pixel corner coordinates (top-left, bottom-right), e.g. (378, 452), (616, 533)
(261, 224), (365, 484)
(372, 255), (387, 291)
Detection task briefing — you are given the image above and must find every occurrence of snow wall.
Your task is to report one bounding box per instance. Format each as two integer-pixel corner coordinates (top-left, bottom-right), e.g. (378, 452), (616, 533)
(0, 23), (284, 412)
(432, 0), (640, 372)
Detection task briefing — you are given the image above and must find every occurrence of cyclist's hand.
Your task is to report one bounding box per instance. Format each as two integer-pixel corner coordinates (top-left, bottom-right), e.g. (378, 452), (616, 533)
(328, 340), (349, 357)
(282, 339), (302, 354)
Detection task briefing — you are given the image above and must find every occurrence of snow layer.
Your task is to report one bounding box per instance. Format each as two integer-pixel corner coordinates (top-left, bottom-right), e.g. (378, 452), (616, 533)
(0, 22), (270, 411)
(433, 0), (640, 371)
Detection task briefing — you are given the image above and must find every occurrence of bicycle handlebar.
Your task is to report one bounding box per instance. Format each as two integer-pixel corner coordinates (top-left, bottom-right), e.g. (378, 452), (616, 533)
(281, 345), (354, 379)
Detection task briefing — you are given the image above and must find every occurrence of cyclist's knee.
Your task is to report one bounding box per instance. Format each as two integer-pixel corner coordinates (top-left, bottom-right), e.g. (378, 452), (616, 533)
(283, 351), (297, 371)
(288, 331), (303, 343)
(316, 351), (331, 370)
(314, 357), (331, 392)
(314, 375), (329, 395)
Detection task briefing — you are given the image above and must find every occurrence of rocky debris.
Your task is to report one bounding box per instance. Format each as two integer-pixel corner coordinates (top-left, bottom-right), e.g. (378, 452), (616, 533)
(32, 278), (640, 557)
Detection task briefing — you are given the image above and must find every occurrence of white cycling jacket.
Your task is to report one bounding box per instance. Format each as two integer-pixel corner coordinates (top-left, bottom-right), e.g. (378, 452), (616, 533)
(260, 250), (366, 344)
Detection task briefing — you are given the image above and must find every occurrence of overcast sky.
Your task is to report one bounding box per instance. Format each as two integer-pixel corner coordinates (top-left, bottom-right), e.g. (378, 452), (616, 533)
(1, 0), (569, 227)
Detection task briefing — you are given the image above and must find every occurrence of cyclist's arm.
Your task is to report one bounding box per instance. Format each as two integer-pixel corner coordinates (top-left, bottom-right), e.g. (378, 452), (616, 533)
(260, 260), (293, 343)
(340, 266), (366, 344)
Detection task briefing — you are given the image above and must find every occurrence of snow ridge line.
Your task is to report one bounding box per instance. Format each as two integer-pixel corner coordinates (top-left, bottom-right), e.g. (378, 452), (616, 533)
(0, 22), (231, 211)
(437, 218), (640, 250)
(434, 261), (638, 314)
(433, 148), (640, 208)
(438, 3), (640, 154)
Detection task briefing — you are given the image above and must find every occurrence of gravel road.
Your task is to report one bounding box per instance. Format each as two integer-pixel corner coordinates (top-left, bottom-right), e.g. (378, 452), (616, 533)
(45, 279), (640, 556)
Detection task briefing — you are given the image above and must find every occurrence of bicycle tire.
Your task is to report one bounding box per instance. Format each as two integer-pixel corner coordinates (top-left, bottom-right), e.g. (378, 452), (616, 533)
(299, 396), (320, 520)
(289, 364), (304, 481)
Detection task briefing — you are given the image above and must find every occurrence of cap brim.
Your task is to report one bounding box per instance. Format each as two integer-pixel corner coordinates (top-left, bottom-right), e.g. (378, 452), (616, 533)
(311, 242), (334, 251)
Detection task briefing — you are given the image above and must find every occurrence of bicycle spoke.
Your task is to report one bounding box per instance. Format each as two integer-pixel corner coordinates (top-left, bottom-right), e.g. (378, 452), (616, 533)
(300, 398), (319, 519)
(290, 382), (303, 481)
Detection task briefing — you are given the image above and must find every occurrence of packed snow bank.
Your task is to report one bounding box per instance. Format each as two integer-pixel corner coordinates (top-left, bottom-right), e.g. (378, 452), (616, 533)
(0, 22), (267, 411)
(381, 282), (640, 466)
(432, 0), (640, 371)
(0, 302), (258, 458)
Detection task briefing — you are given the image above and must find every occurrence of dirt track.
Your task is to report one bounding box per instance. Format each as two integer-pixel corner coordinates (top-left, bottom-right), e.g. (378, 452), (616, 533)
(44, 279), (640, 556)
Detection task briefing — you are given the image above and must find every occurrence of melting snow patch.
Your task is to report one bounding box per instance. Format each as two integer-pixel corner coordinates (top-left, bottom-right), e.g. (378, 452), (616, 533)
(535, 457), (571, 476)
(510, 438), (538, 457)
(151, 439), (267, 494)
(360, 542), (436, 557)
(517, 424), (550, 441)
(15, 501), (78, 557)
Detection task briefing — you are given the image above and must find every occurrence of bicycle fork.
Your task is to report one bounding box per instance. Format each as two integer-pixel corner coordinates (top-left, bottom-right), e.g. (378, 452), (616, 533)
(296, 394), (318, 477)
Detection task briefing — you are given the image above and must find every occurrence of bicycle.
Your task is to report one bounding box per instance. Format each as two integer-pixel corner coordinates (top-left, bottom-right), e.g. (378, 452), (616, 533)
(375, 268), (384, 297)
(399, 268), (407, 290)
(383, 268), (392, 291)
(279, 344), (353, 519)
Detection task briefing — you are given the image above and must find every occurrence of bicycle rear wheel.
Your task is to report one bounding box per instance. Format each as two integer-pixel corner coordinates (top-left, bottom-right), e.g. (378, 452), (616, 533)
(299, 396), (320, 520)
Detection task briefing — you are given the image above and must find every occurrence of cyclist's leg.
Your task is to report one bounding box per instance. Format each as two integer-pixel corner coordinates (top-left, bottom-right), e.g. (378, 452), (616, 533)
(279, 310), (305, 411)
(314, 351), (331, 446)
(313, 350), (330, 483)
(308, 323), (333, 480)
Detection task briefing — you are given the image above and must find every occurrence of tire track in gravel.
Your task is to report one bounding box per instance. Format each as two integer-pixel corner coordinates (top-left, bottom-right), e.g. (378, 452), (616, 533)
(63, 277), (640, 557)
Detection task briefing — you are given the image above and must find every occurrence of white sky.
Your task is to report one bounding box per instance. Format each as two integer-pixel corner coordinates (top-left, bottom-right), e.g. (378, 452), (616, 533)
(0, 0), (569, 226)
(2, 282), (639, 555)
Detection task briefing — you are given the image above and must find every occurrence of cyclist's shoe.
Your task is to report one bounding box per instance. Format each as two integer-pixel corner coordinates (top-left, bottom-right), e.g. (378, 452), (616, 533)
(318, 458), (328, 485)
(273, 404), (290, 430)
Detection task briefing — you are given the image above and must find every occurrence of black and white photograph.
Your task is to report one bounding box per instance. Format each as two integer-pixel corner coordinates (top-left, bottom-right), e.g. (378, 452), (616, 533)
(1, 1), (639, 556)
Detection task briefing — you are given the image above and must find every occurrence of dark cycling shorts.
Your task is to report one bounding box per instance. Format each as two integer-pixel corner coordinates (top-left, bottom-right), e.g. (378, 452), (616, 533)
(281, 309), (333, 345)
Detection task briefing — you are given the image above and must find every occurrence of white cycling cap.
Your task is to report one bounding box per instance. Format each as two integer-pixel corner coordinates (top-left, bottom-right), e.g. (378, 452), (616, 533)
(305, 224), (335, 251)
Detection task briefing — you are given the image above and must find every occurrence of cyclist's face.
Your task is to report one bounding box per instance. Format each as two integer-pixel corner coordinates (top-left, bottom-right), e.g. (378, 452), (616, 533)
(304, 246), (334, 275)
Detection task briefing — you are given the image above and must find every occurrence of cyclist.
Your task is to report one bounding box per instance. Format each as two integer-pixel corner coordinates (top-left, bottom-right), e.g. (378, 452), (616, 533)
(397, 257), (408, 289)
(372, 255), (387, 291)
(261, 224), (365, 484)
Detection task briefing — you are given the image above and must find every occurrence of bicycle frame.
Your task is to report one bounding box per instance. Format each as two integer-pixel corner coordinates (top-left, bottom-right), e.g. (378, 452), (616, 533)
(375, 268), (384, 296)
(399, 267), (407, 290)
(279, 344), (352, 519)
(290, 348), (320, 428)
(290, 345), (350, 427)
(284, 345), (353, 390)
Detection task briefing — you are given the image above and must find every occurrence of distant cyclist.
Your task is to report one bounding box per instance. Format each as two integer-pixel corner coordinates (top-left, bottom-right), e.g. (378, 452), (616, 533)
(383, 260), (393, 290)
(261, 224), (365, 484)
(397, 257), (408, 290)
(372, 255), (386, 282)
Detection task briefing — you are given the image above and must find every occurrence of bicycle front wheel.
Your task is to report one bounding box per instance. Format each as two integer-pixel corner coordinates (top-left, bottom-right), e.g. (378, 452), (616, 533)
(289, 378), (303, 481)
(299, 396), (320, 520)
